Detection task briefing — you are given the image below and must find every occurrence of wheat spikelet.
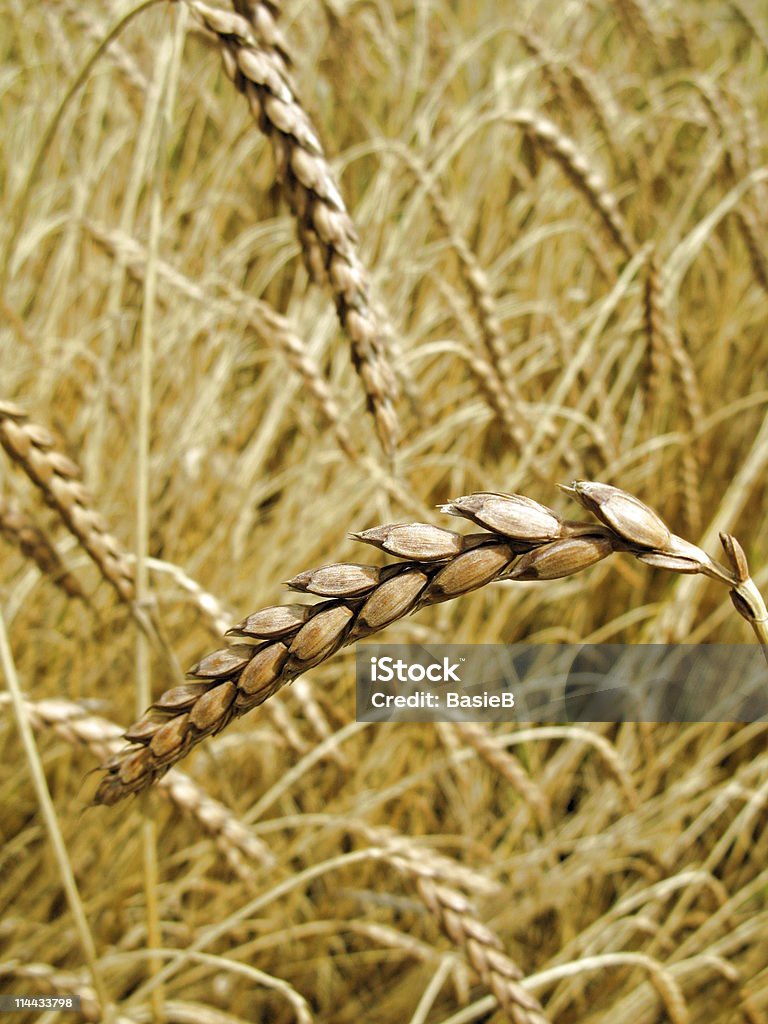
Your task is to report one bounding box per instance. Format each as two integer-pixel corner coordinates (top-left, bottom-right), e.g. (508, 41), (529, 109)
(0, 494), (85, 600)
(507, 112), (635, 258)
(0, 403), (134, 601)
(186, 0), (400, 454)
(94, 481), (768, 805)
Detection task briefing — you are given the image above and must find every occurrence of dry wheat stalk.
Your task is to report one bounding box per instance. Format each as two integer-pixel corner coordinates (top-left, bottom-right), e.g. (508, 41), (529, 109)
(643, 254), (702, 532)
(0, 694), (274, 876)
(507, 111), (635, 258)
(0, 494), (86, 600)
(86, 223), (423, 512)
(185, 0), (400, 454)
(0, 402), (135, 601)
(95, 481), (768, 805)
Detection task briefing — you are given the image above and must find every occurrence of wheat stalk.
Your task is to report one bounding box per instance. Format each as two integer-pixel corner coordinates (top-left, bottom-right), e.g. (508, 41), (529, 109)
(94, 481), (768, 806)
(185, 0), (400, 454)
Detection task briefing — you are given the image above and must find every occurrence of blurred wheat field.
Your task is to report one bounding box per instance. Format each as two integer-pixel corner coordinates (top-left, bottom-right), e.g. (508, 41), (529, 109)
(1, 0), (768, 1021)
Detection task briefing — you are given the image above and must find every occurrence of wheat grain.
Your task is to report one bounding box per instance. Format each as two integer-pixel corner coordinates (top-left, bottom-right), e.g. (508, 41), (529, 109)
(186, 0), (400, 454)
(94, 481), (768, 805)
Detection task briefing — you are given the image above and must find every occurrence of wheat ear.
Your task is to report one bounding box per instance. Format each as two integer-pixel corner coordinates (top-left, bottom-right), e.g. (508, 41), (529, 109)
(95, 481), (768, 805)
(364, 831), (548, 1021)
(185, 0), (400, 454)
(508, 111), (635, 258)
(0, 494), (86, 600)
(0, 402), (134, 601)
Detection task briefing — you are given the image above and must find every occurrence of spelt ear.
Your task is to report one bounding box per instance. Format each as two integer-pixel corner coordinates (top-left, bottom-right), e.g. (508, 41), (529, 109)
(188, 0), (400, 454)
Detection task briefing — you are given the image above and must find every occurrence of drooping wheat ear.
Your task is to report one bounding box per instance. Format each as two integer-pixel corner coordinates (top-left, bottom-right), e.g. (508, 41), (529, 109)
(507, 112), (636, 259)
(515, 28), (571, 108)
(363, 825), (548, 1023)
(1, 695), (274, 877)
(561, 63), (622, 168)
(0, 494), (86, 600)
(185, 0), (400, 454)
(94, 481), (768, 805)
(393, 144), (526, 450)
(0, 402), (134, 602)
(516, 29), (621, 168)
(413, 878), (548, 1024)
(449, 721), (551, 829)
(643, 254), (702, 532)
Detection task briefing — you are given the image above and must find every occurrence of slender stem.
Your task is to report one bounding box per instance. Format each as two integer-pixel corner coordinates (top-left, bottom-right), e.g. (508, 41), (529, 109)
(737, 576), (768, 667)
(134, 9), (188, 1020)
(0, 611), (114, 1022)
